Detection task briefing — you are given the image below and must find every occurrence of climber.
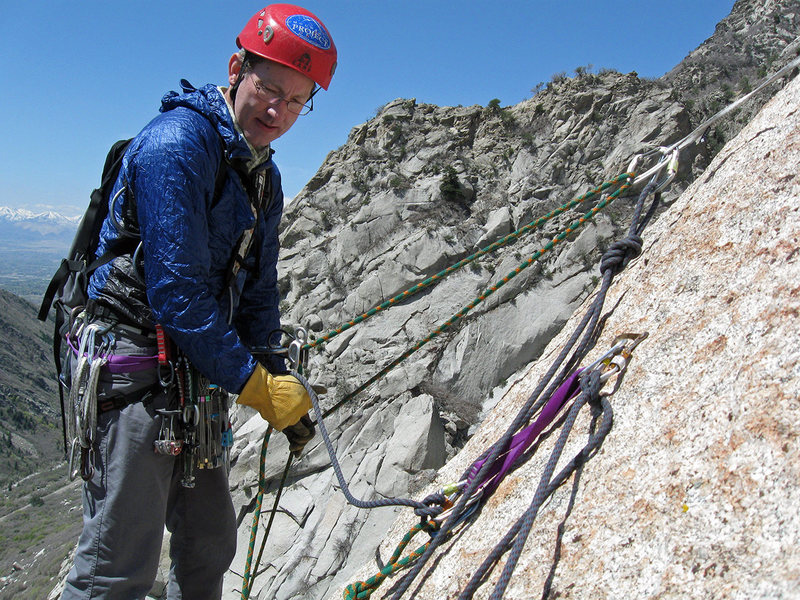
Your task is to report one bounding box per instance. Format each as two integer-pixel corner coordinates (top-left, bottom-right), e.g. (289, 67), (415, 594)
(60, 5), (337, 599)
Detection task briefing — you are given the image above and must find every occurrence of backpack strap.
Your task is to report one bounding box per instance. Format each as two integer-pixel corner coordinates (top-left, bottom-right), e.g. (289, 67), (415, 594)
(222, 162), (274, 324)
(38, 140), (133, 323)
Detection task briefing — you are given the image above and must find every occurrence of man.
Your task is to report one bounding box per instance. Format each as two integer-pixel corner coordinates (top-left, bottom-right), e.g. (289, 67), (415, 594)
(61, 5), (337, 598)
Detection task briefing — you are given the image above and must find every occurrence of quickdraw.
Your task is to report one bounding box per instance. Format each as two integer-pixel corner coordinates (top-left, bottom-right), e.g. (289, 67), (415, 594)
(584, 332), (649, 395)
(64, 311), (115, 481)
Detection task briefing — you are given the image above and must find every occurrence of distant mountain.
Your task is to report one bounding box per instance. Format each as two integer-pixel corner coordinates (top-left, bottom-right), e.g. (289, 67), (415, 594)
(0, 287), (61, 486)
(0, 207), (78, 302)
(0, 207), (78, 251)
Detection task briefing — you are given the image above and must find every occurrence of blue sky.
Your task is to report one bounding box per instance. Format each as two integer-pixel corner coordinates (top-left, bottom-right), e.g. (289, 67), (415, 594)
(0, 1), (735, 217)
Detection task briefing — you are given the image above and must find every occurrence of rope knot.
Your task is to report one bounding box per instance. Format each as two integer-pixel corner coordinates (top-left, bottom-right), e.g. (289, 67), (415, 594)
(600, 234), (643, 276)
(414, 491), (447, 519)
(579, 367), (603, 410)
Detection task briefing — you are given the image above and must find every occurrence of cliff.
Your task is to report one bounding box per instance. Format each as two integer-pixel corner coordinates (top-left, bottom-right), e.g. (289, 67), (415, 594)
(31, 0), (799, 598)
(353, 51), (800, 600)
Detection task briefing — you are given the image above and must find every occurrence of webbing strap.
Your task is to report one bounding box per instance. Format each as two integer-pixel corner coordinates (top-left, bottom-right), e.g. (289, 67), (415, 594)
(465, 369), (582, 496)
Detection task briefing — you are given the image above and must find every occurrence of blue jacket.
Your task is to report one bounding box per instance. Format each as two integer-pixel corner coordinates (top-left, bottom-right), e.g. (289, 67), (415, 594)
(89, 81), (285, 393)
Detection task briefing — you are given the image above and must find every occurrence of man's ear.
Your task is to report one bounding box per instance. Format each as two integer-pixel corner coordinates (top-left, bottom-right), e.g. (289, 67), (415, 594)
(228, 53), (244, 87)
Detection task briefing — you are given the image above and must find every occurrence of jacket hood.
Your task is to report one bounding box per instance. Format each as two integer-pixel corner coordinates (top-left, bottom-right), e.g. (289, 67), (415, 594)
(160, 79), (268, 167)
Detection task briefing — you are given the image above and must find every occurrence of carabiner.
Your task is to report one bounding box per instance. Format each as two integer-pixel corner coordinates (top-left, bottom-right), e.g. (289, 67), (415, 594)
(652, 148), (679, 193)
(434, 486), (484, 526)
(82, 446), (95, 481)
(68, 438), (82, 481)
(109, 186), (141, 239)
(183, 404), (200, 427)
(597, 332), (649, 392)
(98, 331), (116, 359)
(581, 341), (627, 376)
(626, 154), (642, 184)
(159, 359), (175, 388)
(77, 324), (98, 363)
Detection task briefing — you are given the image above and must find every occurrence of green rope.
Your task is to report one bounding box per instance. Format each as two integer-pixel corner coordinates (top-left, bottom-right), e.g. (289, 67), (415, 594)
(249, 453), (293, 595)
(343, 519), (438, 600)
(339, 177), (633, 403)
(240, 426), (273, 600)
(305, 173), (633, 352)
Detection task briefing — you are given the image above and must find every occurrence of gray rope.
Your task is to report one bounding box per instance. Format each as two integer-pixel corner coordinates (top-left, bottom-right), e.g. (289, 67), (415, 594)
(291, 370), (443, 517)
(487, 371), (605, 599)
(457, 390), (612, 600)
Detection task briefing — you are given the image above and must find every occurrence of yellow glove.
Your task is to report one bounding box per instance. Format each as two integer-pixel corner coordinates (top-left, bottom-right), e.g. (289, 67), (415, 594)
(236, 364), (312, 431)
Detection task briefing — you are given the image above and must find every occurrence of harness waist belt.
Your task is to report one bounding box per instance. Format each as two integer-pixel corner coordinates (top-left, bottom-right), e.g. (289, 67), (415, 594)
(104, 354), (160, 374)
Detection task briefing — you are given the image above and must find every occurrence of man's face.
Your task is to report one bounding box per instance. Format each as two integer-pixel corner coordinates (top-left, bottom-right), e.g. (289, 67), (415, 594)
(227, 55), (315, 149)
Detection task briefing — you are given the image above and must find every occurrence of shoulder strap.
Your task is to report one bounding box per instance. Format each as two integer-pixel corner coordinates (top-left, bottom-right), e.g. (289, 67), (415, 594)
(37, 139), (133, 322)
(222, 165), (273, 324)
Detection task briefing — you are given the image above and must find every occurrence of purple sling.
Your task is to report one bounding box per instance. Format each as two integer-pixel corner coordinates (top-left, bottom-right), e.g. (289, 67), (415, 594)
(466, 369), (583, 496)
(67, 336), (158, 374)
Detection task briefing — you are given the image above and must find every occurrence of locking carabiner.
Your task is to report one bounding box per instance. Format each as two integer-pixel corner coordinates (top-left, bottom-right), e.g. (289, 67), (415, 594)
(581, 332), (649, 395)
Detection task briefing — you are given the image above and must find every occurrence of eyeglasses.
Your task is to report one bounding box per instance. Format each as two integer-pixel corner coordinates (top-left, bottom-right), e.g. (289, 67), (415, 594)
(249, 74), (315, 116)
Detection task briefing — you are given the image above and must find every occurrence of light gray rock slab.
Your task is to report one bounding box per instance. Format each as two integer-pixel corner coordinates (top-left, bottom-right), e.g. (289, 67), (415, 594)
(476, 207), (513, 249)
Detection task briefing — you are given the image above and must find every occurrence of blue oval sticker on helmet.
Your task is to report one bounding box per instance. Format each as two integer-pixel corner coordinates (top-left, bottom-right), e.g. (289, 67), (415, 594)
(285, 14), (331, 50)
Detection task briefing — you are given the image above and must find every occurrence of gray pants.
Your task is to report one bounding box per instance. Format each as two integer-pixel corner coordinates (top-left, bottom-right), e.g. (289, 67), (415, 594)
(61, 327), (236, 600)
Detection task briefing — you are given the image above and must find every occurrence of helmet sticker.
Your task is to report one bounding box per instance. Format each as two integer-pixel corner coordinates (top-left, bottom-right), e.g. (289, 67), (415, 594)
(285, 14), (331, 50)
(293, 53), (312, 73)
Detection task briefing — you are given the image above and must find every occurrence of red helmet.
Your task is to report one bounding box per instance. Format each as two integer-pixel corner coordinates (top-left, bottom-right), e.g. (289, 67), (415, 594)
(237, 4), (337, 90)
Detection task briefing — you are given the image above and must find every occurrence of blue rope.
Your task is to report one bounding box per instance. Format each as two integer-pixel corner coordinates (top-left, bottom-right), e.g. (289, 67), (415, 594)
(389, 181), (659, 600)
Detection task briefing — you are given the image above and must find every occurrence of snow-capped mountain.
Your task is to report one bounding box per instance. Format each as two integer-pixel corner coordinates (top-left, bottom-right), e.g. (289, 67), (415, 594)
(0, 207), (79, 300)
(0, 206), (79, 250)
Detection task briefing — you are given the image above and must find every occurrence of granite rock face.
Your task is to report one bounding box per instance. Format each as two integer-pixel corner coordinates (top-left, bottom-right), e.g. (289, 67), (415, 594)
(351, 61), (800, 600)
